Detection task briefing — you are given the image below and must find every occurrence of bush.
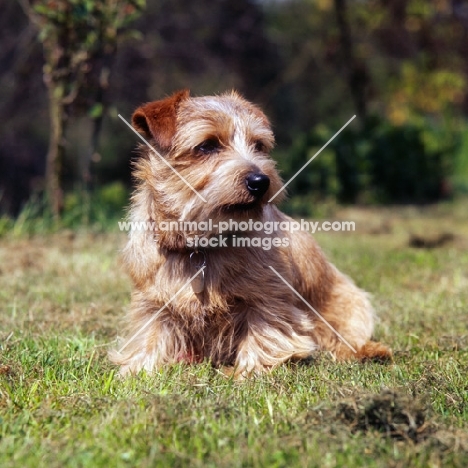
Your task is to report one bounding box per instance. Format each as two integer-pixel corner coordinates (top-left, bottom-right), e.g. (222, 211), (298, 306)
(280, 116), (460, 214)
(0, 182), (130, 237)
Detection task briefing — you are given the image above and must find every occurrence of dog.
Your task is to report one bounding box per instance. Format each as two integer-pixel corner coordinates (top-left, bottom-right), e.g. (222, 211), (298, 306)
(110, 90), (391, 377)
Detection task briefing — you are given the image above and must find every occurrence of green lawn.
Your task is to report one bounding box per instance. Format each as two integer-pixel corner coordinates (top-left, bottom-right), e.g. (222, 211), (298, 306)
(1, 205), (467, 467)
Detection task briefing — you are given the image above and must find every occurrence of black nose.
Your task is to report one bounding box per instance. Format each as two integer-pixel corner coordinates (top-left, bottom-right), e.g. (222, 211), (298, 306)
(245, 173), (270, 197)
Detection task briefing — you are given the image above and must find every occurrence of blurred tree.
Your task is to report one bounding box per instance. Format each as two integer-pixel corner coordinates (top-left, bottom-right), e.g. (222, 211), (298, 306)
(19, 0), (144, 217)
(333, 0), (369, 122)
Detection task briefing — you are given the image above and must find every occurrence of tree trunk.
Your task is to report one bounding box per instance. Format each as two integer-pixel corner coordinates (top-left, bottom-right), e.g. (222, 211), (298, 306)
(334, 0), (368, 122)
(45, 81), (65, 219)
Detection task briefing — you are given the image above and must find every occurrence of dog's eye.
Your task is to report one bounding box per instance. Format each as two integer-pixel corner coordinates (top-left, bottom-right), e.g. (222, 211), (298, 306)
(195, 139), (221, 155)
(254, 140), (267, 153)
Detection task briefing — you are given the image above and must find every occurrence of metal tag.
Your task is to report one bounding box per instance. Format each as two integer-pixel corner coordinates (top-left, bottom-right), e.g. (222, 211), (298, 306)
(190, 251), (206, 294)
(191, 268), (205, 294)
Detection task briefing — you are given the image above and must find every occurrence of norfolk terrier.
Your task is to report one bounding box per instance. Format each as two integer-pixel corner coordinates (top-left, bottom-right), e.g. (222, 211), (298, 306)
(110, 90), (391, 377)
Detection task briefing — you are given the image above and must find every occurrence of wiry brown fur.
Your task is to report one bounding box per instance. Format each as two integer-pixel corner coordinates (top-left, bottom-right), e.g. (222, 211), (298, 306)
(109, 90), (392, 377)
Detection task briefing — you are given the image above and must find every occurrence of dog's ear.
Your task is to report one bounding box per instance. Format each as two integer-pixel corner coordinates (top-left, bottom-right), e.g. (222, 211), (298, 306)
(132, 89), (190, 149)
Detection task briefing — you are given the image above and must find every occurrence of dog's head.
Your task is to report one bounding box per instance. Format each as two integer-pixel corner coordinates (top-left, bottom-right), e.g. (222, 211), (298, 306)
(131, 90), (284, 244)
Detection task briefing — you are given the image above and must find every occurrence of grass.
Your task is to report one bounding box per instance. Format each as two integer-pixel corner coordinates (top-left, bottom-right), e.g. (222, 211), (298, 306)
(1, 204), (468, 467)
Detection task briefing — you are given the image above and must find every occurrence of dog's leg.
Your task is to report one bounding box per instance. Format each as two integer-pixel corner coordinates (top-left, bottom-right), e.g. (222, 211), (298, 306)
(230, 306), (317, 377)
(109, 300), (193, 375)
(286, 227), (392, 362)
(311, 272), (392, 362)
